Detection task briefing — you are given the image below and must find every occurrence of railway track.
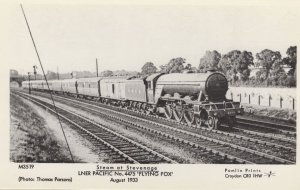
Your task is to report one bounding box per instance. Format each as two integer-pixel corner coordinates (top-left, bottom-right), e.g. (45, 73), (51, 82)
(131, 108), (296, 151)
(14, 91), (247, 164)
(15, 92), (178, 164)
(15, 90), (296, 164)
(236, 116), (296, 137)
(229, 127), (295, 149)
(65, 94), (296, 162)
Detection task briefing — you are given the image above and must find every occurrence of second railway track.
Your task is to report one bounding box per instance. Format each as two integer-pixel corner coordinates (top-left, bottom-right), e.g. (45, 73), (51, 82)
(235, 117), (296, 137)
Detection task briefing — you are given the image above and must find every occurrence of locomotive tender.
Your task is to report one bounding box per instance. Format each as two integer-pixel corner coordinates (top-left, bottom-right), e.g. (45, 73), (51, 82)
(22, 70), (243, 130)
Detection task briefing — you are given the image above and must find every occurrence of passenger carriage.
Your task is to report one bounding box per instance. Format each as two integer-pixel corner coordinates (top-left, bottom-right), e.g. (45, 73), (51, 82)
(99, 76), (131, 104)
(61, 79), (78, 95)
(44, 80), (53, 91)
(76, 77), (103, 98)
(21, 81), (30, 89)
(51, 80), (63, 93)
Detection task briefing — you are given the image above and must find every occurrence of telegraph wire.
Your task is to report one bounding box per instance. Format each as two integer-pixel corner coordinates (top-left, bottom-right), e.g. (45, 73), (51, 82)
(20, 4), (74, 162)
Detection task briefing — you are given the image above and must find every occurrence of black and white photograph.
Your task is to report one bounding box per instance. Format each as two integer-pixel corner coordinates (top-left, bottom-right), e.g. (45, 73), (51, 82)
(1, 0), (300, 189)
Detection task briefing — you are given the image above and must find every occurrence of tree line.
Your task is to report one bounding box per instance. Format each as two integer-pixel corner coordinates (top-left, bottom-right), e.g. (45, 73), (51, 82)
(141, 46), (296, 87)
(19, 46), (296, 87)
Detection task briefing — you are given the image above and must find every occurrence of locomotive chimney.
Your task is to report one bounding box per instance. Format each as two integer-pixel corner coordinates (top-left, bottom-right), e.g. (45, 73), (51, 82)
(206, 68), (216, 73)
(183, 70), (194, 74)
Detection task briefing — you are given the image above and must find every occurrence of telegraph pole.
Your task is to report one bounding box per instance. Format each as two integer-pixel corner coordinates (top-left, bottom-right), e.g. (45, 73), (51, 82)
(96, 58), (99, 77)
(33, 65), (37, 80)
(27, 72), (31, 94)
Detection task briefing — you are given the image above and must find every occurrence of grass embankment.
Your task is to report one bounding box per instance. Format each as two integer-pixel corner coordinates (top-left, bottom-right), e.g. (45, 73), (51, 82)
(10, 94), (72, 162)
(242, 104), (296, 124)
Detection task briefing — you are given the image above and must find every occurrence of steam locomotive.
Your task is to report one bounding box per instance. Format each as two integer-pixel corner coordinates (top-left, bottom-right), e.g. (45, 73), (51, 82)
(22, 70), (243, 130)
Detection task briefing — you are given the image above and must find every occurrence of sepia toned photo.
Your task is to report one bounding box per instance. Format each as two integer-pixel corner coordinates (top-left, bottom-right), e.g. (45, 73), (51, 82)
(2, 1), (300, 189)
(9, 4), (296, 165)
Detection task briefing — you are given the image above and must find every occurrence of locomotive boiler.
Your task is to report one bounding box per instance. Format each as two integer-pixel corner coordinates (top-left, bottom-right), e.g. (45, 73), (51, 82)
(156, 71), (228, 102)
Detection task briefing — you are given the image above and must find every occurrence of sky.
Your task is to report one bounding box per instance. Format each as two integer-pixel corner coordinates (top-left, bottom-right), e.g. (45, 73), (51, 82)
(1, 3), (299, 75)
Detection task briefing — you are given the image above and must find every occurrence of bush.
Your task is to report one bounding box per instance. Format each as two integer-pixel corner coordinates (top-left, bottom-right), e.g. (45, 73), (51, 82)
(230, 75), (296, 88)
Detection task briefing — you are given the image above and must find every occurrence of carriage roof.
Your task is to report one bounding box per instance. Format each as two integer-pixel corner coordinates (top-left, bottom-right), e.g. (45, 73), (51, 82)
(77, 77), (105, 83)
(60, 79), (78, 83)
(100, 75), (134, 82)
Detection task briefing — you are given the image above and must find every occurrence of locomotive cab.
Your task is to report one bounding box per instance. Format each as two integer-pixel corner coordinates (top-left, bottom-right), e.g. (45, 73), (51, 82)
(145, 73), (165, 104)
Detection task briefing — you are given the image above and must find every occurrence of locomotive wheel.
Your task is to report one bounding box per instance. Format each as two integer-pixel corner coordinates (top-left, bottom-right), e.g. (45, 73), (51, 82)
(123, 102), (129, 109)
(207, 116), (215, 130)
(196, 110), (208, 127)
(214, 118), (221, 130)
(127, 102), (132, 109)
(144, 104), (152, 114)
(173, 106), (184, 122)
(132, 102), (137, 111)
(141, 103), (146, 113)
(134, 102), (138, 111)
(195, 116), (204, 127)
(164, 105), (173, 119)
(136, 103), (141, 112)
(184, 111), (195, 127)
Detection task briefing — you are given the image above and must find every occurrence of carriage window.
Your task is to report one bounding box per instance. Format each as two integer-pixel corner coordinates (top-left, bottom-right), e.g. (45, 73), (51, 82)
(112, 84), (115, 94)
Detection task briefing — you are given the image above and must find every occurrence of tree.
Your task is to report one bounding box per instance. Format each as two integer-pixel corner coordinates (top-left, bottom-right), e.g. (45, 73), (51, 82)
(199, 50), (221, 72)
(256, 49), (281, 80)
(286, 75), (296, 87)
(271, 59), (284, 76)
(282, 46), (297, 76)
(46, 71), (58, 80)
(141, 62), (157, 75)
(75, 71), (94, 78)
(10, 69), (19, 76)
(256, 70), (263, 82)
(218, 50), (240, 80)
(159, 64), (167, 73)
(101, 70), (113, 77)
(113, 70), (138, 76)
(185, 63), (192, 70)
(161, 57), (186, 73)
(218, 50), (254, 82)
(235, 51), (254, 81)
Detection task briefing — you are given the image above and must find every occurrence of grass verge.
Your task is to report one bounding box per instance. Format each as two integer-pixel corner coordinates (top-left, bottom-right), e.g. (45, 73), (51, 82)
(10, 93), (72, 163)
